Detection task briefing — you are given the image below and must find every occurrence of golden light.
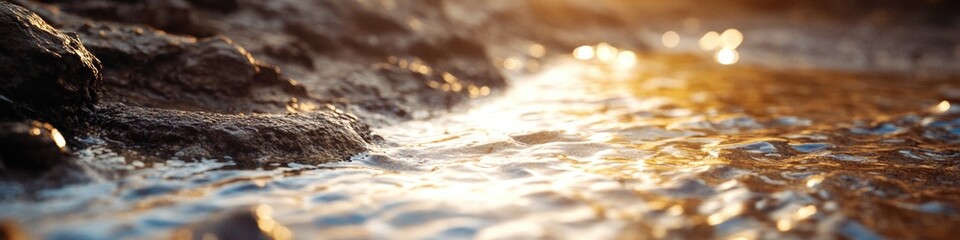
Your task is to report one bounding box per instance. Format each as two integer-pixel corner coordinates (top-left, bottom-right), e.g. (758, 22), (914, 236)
(805, 175), (824, 188)
(442, 72), (458, 83)
(51, 128), (67, 148)
(573, 45), (594, 60)
(529, 44), (546, 58)
(615, 50), (637, 69)
(934, 100), (951, 113)
(706, 203), (743, 225)
(666, 205), (684, 216)
(479, 86), (491, 96)
(699, 31), (721, 51)
(468, 85), (481, 98)
(254, 205), (293, 240)
(715, 48), (739, 65)
(595, 43), (618, 62)
(427, 81), (441, 89)
(589, 132), (614, 142)
(408, 60), (432, 75)
(661, 31), (680, 48)
(720, 29), (744, 49)
(776, 219), (793, 231)
(416, 65), (431, 74)
(503, 58), (521, 70)
(796, 205), (817, 219)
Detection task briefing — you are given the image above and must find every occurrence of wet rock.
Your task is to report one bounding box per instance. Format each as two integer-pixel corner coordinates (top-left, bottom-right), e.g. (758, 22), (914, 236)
(10, 1), (311, 113)
(173, 205), (291, 240)
(0, 121), (70, 175)
(91, 0), (510, 120)
(14, 0), (520, 124)
(7, 1), (368, 167)
(0, 2), (101, 130)
(80, 25), (309, 113)
(37, 0), (216, 37)
(94, 104), (374, 167)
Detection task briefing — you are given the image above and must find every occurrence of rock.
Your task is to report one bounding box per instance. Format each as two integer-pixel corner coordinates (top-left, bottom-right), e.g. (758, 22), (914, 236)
(172, 205), (291, 240)
(0, 1), (101, 131)
(0, 121), (70, 175)
(37, 0), (216, 37)
(93, 103), (374, 167)
(72, 22), (311, 113)
(15, 0), (516, 123)
(5, 1), (367, 168)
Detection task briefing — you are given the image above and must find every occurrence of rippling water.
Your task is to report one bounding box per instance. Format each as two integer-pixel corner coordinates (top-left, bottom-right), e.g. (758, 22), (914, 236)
(3, 54), (960, 239)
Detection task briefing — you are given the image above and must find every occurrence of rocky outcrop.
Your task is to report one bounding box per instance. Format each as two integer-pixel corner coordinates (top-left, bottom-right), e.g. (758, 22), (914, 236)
(0, 121), (70, 175)
(74, 24), (311, 113)
(10, 1), (313, 114)
(0, 1), (101, 131)
(0, 2), (90, 179)
(0, 1), (376, 174)
(94, 104), (374, 167)
(20, 0), (511, 122)
(35, 0), (217, 37)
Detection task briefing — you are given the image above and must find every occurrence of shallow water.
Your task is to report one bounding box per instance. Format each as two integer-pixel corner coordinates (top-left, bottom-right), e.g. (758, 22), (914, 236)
(3, 53), (960, 239)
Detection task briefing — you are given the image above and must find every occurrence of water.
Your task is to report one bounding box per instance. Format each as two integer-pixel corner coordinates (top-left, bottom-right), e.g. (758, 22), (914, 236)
(3, 54), (960, 239)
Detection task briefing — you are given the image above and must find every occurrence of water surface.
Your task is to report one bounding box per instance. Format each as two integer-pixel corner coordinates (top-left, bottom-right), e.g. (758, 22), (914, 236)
(3, 53), (960, 239)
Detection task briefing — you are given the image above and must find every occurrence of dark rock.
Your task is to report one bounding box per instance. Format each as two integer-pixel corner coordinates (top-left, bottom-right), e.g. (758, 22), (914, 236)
(6, 1), (367, 167)
(187, 0), (239, 14)
(0, 1), (101, 131)
(131, 0), (509, 121)
(16, 0), (517, 123)
(94, 103), (374, 167)
(172, 205), (291, 240)
(37, 0), (216, 37)
(6, 12), (312, 114)
(73, 23), (311, 113)
(0, 121), (70, 175)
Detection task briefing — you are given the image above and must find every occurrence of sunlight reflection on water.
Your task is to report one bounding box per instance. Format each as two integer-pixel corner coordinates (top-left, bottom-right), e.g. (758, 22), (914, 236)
(2, 52), (960, 239)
